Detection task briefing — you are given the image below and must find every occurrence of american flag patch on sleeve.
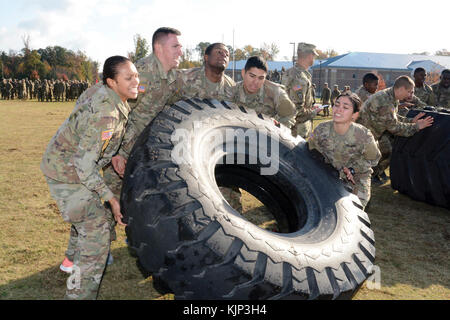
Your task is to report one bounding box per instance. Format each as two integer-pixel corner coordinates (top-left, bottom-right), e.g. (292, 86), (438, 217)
(101, 129), (113, 141)
(138, 84), (147, 93)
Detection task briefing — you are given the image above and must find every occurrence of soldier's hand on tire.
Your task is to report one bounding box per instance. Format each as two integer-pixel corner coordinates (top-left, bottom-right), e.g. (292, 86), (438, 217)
(109, 197), (127, 226)
(415, 114), (434, 130)
(112, 155), (127, 178)
(411, 112), (426, 123)
(343, 167), (356, 185)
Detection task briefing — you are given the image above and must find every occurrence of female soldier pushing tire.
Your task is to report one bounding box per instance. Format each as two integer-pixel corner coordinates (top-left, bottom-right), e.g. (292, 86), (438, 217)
(121, 98), (376, 300)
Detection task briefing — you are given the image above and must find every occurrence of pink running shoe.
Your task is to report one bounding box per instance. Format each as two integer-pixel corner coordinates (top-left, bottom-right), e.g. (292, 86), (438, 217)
(60, 257), (73, 273)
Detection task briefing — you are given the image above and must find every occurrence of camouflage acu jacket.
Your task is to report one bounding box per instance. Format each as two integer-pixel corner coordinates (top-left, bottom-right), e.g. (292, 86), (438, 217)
(232, 80), (296, 127)
(41, 84), (131, 201)
(281, 64), (315, 122)
(414, 84), (436, 106)
(308, 121), (381, 176)
(119, 53), (180, 157)
(357, 87), (419, 141)
(176, 66), (235, 101)
(431, 83), (450, 109)
(355, 86), (372, 103)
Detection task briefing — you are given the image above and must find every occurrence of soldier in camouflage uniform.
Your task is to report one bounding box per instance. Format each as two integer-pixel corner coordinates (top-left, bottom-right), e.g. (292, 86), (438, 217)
(413, 68), (436, 107)
(431, 69), (450, 110)
(228, 56), (295, 212)
(44, 80), (52, 102)
(111, 27), (183, 188)
(41, 56), (139, 299)
(0, 79), (5, 99)
(355, 73), (379, 103)
(357, 76), (434, 183)
(330, 85), (340, 106)
(309, 93), (381, 208)
(282, 43), (321, 139)
(320, 83), (331, 116)
(176, 43), (238, 209)
(232, 56), (295, 127)
(176, 42), (235, 101)
(6, 79), (13, 100)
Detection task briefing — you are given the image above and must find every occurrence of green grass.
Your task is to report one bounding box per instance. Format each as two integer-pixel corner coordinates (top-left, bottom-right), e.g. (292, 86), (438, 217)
(0, 99), (448, 300)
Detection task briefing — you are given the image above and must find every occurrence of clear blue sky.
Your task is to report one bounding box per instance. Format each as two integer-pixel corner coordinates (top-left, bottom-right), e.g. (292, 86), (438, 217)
(1, 0), (448, 66)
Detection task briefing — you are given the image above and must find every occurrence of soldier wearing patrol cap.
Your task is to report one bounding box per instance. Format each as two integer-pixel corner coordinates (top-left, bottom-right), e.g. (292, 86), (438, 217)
(282, 42), (322, 139)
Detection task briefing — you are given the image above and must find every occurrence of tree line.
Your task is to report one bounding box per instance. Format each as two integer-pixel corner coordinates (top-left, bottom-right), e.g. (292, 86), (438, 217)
(1, 36), (99, 82)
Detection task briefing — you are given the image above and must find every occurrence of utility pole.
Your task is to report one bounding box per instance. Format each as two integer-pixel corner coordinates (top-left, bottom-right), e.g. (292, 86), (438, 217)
(290, 42), (296, 67)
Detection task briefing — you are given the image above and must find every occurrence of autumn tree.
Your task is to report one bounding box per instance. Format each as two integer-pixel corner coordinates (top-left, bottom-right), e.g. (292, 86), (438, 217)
(233, 48), (247, 60)
(260, 42), (280, 61)
(195, 42), (211, 60)
(128, 34), (150, 63)
(316, 48), (339, 60)
(179, 48), (201, 69)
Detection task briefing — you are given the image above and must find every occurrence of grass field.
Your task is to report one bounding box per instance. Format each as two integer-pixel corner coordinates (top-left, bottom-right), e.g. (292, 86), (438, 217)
(0, 99), (449, 300)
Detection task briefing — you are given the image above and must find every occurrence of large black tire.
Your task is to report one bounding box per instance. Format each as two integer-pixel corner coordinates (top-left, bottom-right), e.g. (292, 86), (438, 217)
(121, 98), (375, 300)
(391, 109), (450, 209)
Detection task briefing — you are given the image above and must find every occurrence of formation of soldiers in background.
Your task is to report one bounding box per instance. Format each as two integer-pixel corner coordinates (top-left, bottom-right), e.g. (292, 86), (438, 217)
(0, 78), (91, 102)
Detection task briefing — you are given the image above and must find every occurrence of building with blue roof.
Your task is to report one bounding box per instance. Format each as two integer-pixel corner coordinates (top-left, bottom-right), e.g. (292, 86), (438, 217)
(226, 52), (450, 94)
(311, 52), (450, 93)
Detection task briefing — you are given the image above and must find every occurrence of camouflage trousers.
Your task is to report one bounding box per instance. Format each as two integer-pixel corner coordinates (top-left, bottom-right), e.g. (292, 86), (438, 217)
(45, 176), (116, 300)
(372, 132), (394, 177)
(219, 187), (242, 213)
(344, 172), (372, 209)
(291, 119), (313, 139)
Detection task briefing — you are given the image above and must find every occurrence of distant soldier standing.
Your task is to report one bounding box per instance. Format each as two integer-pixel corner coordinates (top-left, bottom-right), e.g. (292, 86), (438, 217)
(0, 79), (5, 99)
(330, 84), (341, 106)
(431, 69), (450, 109)
(357, 76), (434, 183)
(41, 56), (139, 299)
(321, 82), (331, 116)
(309, 93), (381, 208)
(6, 79), (13, 100)
(282, 42), (321, 139)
